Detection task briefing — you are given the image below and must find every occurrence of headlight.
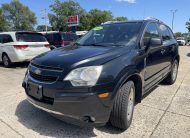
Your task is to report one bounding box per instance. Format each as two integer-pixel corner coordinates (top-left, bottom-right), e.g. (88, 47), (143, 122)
(64, 66), (102, 86)
(24, 69), (29, 83)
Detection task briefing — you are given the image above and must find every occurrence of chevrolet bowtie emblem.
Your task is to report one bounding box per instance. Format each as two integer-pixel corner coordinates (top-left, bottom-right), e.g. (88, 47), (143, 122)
(34, 69), (41, 75)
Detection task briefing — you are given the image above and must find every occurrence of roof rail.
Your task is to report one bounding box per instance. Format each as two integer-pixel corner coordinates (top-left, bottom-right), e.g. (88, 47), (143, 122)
(101, 21), (119, 25)
(144, 17), (164, 23)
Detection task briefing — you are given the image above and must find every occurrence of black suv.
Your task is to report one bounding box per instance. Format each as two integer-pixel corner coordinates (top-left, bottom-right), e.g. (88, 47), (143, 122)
(22, 19), (179, 130)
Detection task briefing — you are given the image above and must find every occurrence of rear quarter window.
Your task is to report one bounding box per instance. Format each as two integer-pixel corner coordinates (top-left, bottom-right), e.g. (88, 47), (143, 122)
(16, 33), (47, 42)
(0, 35), (3, 43)
(2, 35), (13, 43)
(159, 24), (172, 41)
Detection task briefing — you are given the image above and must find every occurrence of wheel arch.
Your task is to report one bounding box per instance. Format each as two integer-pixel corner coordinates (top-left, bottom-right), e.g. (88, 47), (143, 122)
(2, 52), (8, 59)
(125, 74), (143, 103)
(113, 69), (143, 104)
(175, 55), (180, 63)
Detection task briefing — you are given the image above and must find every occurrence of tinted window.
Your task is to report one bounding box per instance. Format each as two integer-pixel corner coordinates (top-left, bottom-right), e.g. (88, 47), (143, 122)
(45, 34), (52, 42)
(143, 23), (159, 47)
(167, 27), (174, 39)
(0, 35), (3, 43)
(159, 24), (171, 41)
(78, 22), (142, 46)
(62, 33), (78, 41)
(53, 33), (62, 41)
(16, 32), (47, 42)
(2, 35), (13, 43)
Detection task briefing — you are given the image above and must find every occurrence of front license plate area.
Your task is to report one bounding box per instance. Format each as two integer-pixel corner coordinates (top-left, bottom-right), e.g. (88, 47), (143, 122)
(27, 82), (43, 100)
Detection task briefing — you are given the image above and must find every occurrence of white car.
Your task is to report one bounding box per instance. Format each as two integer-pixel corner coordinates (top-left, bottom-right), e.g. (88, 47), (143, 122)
(177, 37), (186, 46)
(0, 32), (50, 67)
(76, 31), (88, 38)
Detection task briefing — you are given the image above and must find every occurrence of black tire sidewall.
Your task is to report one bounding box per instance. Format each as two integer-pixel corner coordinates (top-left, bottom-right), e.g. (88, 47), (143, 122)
(124, 82), (135, 127)
(2, 54), (11, 67)
(110, 81), (135, 130)
(171, 60), (178, 83)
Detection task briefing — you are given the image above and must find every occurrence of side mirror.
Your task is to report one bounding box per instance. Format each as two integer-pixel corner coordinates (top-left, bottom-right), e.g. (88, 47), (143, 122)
(150, 38), (162, 46)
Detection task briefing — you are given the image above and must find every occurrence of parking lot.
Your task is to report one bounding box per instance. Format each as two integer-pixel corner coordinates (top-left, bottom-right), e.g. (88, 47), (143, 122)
(0, 46), (189, 138)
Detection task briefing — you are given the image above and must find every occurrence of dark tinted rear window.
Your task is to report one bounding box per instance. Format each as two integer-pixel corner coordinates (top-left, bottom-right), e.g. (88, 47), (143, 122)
(53, 33), (62, 41)
(16, 32), (47, 42)
(2, 35), (13, 43)
(62, 33), (78, 41)
(158, 24), (172, 41)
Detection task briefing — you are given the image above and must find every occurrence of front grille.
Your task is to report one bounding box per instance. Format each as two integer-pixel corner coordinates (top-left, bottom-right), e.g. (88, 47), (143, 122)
(31, 62), (63, 72)
(30, 71), (57, 82)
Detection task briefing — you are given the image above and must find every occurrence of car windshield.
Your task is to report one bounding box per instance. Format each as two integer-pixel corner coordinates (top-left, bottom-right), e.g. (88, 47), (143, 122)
(77, 22), (142, 47)
(16, 32), (47, 42)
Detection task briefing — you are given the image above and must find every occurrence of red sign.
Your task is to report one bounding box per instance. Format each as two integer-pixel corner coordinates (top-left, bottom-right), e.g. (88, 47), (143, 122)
(67, 15), (79, 26)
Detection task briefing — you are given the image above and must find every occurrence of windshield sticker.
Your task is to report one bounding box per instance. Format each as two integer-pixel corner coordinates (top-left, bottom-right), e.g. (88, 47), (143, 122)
(93, 26), (103, 31)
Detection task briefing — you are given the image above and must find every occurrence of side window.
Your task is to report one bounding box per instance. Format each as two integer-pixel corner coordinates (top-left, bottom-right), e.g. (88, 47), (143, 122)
(167, 27), (174, 39)
(45, 34), (52, 42)
(0, 35), (3, 43)
(2, 35), (13, 43)
(53, 33), (61, 42)
(143, 23), (160, 47)
(159, 24), (171, 41)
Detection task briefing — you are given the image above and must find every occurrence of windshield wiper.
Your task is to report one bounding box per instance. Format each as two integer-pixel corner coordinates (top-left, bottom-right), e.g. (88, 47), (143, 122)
(72, 42), (81, 46)
(82, 43), (115, 47)
(91, 43), (109, 47)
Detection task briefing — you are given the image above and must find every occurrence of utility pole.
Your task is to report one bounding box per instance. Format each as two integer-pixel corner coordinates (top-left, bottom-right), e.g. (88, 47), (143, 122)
(41, 8), (48, 32)
(171, 10), (177, 31)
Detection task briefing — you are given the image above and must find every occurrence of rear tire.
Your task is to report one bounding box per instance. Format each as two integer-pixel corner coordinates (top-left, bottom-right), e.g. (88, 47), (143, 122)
(2, 54), (12, 68)
(162, 60), (178, 85)
(110, 81), (135, 130)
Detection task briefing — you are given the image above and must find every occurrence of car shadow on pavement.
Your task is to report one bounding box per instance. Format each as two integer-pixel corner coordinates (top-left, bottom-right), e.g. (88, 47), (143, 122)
(15, 100), (123, 137)
(0, 62), (29, 69)
(187, 53), (190, 57)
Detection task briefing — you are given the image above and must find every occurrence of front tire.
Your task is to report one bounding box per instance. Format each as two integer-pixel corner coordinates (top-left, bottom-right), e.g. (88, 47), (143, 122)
(2, 54), (12, 68)
(110, 81), (135, 130)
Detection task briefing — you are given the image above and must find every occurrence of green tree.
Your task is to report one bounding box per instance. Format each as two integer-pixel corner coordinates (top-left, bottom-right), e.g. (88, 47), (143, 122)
(78, 13), (92, 31)
(0, 8), (8, 31)
(88, 9), (113, 28)
(175, 32), (183, 38)
(186, 18), (190, 32)
(1, 0), (37, 31)
(36, 25), (52, 32)
(49, 0), (85, 31)
(114, 16), (128, 21)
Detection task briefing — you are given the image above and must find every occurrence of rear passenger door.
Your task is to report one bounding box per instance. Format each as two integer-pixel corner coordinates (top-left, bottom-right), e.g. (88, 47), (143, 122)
(158, 24), (176, 68)
(142, 22), (174, 91)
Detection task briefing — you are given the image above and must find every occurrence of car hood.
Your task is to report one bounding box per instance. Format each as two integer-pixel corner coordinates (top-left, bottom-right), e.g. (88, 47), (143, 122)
(31, 45), (130, 69)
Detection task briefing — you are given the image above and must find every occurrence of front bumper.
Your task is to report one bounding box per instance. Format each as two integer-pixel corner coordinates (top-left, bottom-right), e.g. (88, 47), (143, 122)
(22, 80), (113, 126)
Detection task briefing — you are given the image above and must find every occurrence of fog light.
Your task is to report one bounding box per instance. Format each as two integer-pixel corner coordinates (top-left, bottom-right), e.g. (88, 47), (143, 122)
(98, 92), (109, 98)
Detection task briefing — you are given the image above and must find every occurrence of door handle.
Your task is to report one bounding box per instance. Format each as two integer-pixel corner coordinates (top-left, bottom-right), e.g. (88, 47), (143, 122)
(161, 49), (166, 54)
